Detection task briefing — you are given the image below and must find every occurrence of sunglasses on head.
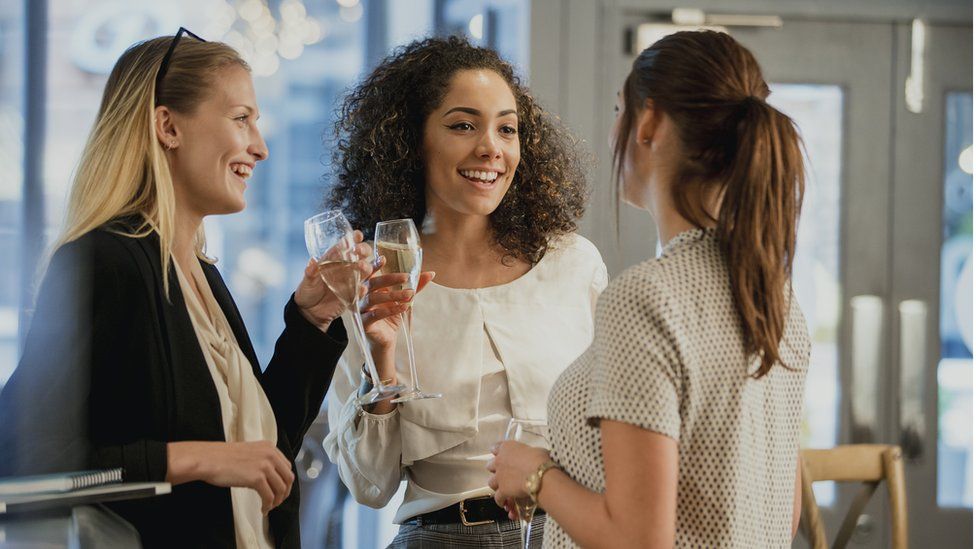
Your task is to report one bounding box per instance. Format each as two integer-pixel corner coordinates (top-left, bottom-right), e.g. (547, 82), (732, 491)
(154, 27), (206, 105)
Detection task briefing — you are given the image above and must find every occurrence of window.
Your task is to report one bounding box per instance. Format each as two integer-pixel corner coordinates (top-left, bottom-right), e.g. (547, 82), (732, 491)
(767, 83), (844, 505)
(0, 2), (25, 385)
(937, 91), (972, 508)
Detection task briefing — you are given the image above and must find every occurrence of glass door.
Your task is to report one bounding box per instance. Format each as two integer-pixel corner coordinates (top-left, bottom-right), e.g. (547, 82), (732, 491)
(891, 23), (972, 548)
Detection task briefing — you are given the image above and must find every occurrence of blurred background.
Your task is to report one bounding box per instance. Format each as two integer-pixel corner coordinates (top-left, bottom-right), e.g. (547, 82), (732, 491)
(0, 0), (970, 547)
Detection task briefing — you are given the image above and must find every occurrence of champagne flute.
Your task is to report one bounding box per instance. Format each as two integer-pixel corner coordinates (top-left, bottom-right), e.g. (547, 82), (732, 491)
(504, 419), (550, 549)
(374, 219), (442, 403)
(304, 210), (405, 405)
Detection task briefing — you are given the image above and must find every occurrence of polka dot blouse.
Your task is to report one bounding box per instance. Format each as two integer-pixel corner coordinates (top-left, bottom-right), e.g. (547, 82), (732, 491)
(544, 228), (810, 548)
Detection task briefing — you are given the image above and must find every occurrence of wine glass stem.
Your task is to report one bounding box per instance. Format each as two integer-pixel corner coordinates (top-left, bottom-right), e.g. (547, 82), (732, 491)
(350, 309), (385, 389)
(400, 309), (422, 392)
(523, 517), (533, 549)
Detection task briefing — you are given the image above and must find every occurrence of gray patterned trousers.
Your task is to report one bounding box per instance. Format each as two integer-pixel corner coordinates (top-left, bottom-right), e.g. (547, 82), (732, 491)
(387, 514), (546, 548)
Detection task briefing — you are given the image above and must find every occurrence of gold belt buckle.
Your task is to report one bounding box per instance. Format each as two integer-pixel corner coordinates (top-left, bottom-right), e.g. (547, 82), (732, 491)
(459, 497), (494, 526)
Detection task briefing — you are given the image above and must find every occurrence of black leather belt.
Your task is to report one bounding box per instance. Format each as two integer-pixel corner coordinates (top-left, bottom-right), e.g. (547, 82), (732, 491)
(406, 496), (545, 526)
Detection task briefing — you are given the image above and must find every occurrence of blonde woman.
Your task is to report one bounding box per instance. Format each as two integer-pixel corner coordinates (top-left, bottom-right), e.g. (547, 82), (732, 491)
(0, 30), (408, 548)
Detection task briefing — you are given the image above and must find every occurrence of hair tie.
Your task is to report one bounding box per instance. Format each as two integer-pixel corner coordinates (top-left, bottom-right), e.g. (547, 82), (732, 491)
(734, 96), (766, 121)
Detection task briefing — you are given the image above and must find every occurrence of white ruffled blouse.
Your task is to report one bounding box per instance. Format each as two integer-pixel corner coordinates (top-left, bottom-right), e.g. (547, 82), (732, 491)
(323, 233), (607, 523)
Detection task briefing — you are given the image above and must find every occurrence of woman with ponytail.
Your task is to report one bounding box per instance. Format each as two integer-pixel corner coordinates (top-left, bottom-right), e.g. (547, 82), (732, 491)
(489, 30), (811, 547)
(0, 32), (400, 548)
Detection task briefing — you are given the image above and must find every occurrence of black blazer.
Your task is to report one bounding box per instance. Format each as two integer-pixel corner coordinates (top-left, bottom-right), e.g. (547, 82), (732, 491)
(0, 219), (347, 548)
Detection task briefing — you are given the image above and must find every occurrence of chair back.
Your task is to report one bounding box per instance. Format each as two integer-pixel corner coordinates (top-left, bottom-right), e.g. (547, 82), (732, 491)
(799, 444), (908, 549)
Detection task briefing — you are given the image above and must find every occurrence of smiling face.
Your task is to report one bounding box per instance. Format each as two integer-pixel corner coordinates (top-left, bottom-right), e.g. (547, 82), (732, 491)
(421, 69), (520, 219)
(166, 64), (268, 217)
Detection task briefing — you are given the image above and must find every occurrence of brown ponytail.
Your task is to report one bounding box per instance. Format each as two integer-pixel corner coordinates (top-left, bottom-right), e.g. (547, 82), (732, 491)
(614, 31), (805, 378)
(719, 97), (804, 377)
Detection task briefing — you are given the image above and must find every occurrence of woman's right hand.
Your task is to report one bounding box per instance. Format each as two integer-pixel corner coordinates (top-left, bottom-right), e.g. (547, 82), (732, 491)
(359, 267), (435, 380)
(360, 269), (413, 351)
(166, 440), (295, 514)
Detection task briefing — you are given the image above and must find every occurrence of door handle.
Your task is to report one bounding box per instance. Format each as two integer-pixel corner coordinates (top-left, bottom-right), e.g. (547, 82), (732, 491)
(850, 295), (884, 443)
(898, 299), (928, 460)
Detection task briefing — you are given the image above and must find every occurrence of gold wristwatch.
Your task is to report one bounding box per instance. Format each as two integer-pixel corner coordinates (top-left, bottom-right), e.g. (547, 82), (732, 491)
(525, 459), (560, 505)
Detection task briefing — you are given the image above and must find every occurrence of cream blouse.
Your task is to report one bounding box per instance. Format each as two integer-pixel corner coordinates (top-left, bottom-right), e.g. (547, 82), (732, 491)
(174, 258), (278, 549)
(323, 234), (607, 523)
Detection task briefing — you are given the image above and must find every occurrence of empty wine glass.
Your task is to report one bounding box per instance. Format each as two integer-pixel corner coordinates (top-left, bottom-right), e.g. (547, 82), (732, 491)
(504, 419), (550, 549)
(374, 219), (442, 403)
(304, 210), (404, 405)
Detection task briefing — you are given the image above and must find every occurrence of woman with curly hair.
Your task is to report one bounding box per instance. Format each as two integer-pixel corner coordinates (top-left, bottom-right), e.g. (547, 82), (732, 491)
(323, 36), (607, 547)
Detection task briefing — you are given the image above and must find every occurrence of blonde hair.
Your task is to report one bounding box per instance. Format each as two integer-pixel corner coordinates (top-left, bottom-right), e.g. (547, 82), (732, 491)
(55, 35), (248, 295)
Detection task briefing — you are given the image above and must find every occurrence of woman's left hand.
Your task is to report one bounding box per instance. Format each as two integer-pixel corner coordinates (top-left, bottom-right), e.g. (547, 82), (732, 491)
(487, 441), (551, 508)
(294, 230), (374, 332)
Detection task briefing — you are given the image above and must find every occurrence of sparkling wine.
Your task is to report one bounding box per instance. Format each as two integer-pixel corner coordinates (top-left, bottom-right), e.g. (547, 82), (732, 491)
(317, 259), (361, 306)
(514, 498), (536, 523)
(504, 419), (549, 549)
(375, 241), (422, 292)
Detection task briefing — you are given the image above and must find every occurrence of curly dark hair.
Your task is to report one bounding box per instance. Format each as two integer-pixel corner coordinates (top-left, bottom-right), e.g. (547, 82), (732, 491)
(327, 35), (587, 264)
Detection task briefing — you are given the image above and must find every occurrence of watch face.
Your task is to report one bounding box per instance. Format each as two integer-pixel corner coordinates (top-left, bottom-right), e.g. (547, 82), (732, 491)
(527, 471), (543, 503)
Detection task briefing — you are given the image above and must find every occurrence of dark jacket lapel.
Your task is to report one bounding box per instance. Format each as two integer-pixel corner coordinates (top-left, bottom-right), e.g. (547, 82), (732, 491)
(128, 230), (225, 441)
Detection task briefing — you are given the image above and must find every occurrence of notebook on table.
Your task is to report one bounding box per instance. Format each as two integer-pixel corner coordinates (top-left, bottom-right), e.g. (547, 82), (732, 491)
(0, 469), (171, 514)
(0, 468), (124, 497)
(0, 482), (171, 514)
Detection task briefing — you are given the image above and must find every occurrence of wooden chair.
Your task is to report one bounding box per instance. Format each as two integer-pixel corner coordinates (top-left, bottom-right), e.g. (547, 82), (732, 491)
(799, 444), (908, 549)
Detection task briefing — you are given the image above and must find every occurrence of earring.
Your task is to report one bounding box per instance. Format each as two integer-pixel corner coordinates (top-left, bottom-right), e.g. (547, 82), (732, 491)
(167, 141), (176, 150)
(642, 139), (651, 145)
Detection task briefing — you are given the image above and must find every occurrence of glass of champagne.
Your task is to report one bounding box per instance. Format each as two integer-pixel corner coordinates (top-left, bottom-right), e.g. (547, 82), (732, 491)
(504, 418), (550, 549)
(304, 210), (405, 405)
(374, 219), (442, 403)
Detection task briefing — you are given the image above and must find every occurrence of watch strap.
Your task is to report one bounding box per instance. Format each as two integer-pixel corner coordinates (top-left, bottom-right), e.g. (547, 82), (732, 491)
(527, 459), (560, 505)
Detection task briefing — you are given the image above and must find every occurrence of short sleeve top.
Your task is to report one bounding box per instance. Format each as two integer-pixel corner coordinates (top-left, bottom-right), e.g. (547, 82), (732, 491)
(544, 228), (811, 548)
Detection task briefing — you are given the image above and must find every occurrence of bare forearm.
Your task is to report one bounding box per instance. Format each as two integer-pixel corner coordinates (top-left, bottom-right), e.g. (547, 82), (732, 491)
(537, 470), (613, 548)
(165, 441), (204, 485)
(537, 470), (669, 549)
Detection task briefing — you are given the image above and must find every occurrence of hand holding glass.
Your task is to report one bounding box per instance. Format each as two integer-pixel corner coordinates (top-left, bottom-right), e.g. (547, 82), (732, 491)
(504, 419), (550, 549)
(374, 219), (442, 403)
(304, 210), (405, 404)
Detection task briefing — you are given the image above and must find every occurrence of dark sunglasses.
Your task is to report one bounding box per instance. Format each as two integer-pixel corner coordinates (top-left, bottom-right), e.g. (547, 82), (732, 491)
(154, 27), (206, 105)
